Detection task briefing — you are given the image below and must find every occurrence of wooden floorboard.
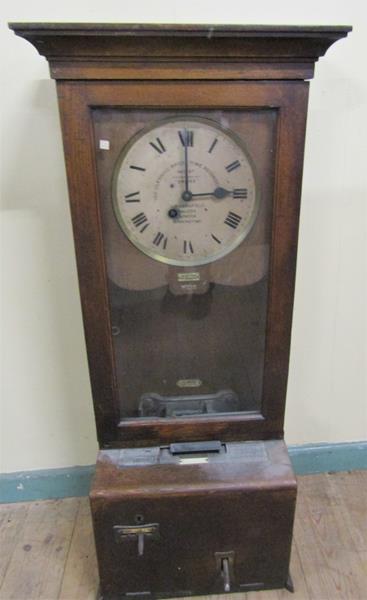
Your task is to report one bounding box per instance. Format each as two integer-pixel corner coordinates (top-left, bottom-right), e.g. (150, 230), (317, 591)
(294, 473), (367, 600)
(0, 498), (79, 600)
(58, 499), (98, 600)
(0, 471), (366, 600)
(0, 502), (30, 588)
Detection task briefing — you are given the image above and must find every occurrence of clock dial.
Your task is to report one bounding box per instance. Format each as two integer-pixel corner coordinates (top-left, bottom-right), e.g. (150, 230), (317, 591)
(113, 117), (259, 266)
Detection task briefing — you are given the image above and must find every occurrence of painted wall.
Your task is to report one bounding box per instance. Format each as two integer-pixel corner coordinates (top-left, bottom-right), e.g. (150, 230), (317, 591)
(1, 0), (366, 473)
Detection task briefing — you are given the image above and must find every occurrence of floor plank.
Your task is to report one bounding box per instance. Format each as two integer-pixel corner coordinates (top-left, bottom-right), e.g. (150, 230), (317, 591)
(277, 542), (310, 600)
(246, 589), (278, 600)
(327, 471), (367, 553)
(295, 473), (366, 600)
(59, 498), (98, 600)
(0, 498), (79, 600)
(0, 502), (30, 587)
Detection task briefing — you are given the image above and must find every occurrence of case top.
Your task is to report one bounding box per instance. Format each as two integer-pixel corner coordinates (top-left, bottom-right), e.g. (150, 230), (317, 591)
(91, 441), (296, 498)
(9, 23), (351, 81)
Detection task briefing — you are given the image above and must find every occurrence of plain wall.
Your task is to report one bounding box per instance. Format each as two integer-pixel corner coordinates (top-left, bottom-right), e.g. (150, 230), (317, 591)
(1, 0), (366, 473)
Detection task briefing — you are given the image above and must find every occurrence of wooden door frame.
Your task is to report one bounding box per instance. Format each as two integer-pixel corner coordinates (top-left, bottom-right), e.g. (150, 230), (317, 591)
(57, 80), (309, 447)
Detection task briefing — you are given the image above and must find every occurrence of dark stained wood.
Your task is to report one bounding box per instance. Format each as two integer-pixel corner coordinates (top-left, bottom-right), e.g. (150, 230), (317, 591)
(53, 80), (308, 447)
(8, 25), (351, 448)
(7, 19), (349, 446)
(8, 22), (352, 33)
(1, 472), (366, 600)
(90, 441), (297, 598)
(55, 85), (119, 445)
(51, 61), (315, 81)
(9, 23), (351, 600)
(116, 413), (271, 447)
(9, 23), (351, 81)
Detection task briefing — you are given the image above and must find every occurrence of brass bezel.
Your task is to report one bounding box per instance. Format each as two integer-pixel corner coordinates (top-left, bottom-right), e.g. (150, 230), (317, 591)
(112, 114), (260, 267)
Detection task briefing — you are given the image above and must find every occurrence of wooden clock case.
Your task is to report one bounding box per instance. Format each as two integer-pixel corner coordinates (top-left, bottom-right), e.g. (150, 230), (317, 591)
(10, 23), (351, 599)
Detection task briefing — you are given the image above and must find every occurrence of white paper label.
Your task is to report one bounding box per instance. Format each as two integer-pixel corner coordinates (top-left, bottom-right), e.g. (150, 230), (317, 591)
(99, 139), (110, 150)
(179, 457), (208, 465)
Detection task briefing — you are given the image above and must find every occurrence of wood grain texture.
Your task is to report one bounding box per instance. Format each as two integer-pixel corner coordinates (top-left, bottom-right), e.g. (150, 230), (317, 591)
(294, 474), (367, 600)
(0, 498), (79, 600)
(4, 24), (354, 600)
(55, 79), (309, 448)
(90, 442), (296, 598)
(7, 23), (351, 449)
(9, 23), (351, 81)
(0, 471), (366, 599)
(58, 499), (98, 600)
(0, 502), (29, 587)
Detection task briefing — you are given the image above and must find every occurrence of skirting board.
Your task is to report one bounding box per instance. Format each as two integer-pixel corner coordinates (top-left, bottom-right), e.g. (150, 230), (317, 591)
(1, 441), (366, 504)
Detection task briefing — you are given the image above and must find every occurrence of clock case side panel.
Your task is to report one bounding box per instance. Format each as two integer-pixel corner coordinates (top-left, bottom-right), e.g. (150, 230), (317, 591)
(56, 84), (119, 445)
(262, 83), (309, 427)
(55, 80), (309, 448)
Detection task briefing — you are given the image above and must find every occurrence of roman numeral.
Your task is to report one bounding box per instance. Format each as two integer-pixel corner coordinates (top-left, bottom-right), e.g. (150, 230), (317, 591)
(233, 188), (248, 199)
(124, 191), (141, 202)
(208, 138), (218, 154)
(129, 165), (146, 172)
(132, 212), (149, 231)
(224, 211), (242, 229)
(183, 240), (194, 254)
(178, 130), (194, 147)
(153, 232), (168, 248)
(225, 160), (241, 173)
(211, 234), (221, 244)
(150, 137), (166, 154)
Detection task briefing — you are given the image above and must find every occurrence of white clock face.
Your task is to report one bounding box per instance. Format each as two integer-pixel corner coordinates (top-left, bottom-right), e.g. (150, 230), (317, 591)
(113, 116), (259, 266)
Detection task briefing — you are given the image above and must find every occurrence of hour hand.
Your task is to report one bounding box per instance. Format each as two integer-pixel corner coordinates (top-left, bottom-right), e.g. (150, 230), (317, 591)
(192, 187), (248, 200)
(191, 187), (231, 199)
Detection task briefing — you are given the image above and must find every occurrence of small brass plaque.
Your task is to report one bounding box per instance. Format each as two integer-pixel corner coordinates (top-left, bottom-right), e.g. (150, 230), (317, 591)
(176, 378), (202, 388)
(177, 272), (200, 282)
(113, 523), (159, 542)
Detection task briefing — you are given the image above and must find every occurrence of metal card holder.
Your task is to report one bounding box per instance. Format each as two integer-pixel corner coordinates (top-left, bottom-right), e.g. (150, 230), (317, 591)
(113, 524), (160, 557)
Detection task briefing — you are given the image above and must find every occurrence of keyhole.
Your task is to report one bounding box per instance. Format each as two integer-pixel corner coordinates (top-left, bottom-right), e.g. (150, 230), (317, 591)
(135, 514), (144, 524)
